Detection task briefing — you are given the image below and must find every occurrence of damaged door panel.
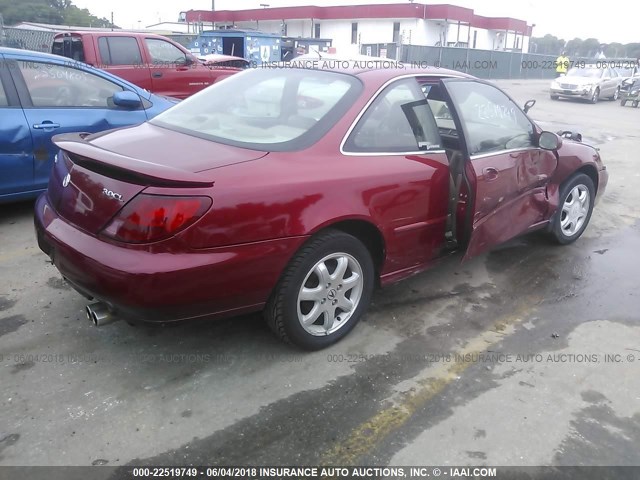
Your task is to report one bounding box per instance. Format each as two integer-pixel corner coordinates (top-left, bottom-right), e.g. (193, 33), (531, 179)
(9, 59), (149, 192)
(0, 57), (36, 198)
(438, 78), (558, 260)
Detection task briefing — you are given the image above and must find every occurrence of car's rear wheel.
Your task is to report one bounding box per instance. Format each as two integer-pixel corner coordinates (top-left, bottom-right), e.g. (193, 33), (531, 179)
(265, 230), (374, 350)
(590, 88), (600, 104)
(550, 94), (559, 100)
(550, 173), (595, 245)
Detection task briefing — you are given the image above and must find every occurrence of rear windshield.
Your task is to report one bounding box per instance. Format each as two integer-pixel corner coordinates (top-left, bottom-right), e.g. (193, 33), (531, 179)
(52, 36), (85, 62)
(150, 68), (363, 151)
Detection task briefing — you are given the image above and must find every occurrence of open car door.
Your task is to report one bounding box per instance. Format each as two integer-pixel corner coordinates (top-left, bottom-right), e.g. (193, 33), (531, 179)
(438, 78), (558, 260)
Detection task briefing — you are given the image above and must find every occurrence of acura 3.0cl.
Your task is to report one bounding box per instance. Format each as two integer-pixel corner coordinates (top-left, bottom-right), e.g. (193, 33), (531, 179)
(35, 65), (608, 349)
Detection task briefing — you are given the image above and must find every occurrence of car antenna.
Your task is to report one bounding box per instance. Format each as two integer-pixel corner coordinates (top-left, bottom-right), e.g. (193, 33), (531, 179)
(310, 46), (323, 60)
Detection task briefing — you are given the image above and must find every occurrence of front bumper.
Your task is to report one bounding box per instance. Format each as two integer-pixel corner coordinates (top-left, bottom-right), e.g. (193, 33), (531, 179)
(596, 166), (609, 204)
(34, 192), (307, 323)
(550, 86), (595, 99)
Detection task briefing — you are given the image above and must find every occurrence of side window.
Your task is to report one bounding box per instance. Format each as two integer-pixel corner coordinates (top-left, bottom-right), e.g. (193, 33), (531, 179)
(98, 37), (143, 66)
(422, 83), (456, 133)
(145, 39), (187, 65)
(0, 83), (9, 108)
(445, 81), (534, 156)
(344, 79), (442, 153)
(18, 62), (123, 108)
(0, 79), (8, 107)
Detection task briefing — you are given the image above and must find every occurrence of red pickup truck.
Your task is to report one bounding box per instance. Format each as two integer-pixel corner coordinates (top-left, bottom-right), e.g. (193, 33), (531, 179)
(52, 31), (244, 99)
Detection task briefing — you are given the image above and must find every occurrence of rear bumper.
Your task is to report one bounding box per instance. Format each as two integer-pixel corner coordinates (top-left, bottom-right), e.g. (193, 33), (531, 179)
(34, 192), (307, 323)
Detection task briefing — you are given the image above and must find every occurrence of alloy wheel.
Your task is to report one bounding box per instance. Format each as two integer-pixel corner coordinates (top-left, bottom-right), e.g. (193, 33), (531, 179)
(560, 185), (591, 237)
(296, 252), (364, 336)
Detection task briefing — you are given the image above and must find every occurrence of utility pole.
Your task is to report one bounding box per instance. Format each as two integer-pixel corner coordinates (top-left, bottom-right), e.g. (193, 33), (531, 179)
(111, 12), (114, 31)
(211, 0), (215, 30)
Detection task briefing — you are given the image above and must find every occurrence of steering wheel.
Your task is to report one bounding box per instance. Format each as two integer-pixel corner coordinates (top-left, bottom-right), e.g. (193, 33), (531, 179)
(504, 133), (533, 150)
(54, 86), (75, 107)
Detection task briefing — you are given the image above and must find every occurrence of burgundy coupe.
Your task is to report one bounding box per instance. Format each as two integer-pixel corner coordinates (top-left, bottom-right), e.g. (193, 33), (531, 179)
(35, 65), (608, 350)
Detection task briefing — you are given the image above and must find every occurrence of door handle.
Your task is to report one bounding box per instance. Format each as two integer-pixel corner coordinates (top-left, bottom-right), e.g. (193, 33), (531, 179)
(482, 167), (499, 181)
(152, 72), (163, 78)
(33, 122), (61, 130)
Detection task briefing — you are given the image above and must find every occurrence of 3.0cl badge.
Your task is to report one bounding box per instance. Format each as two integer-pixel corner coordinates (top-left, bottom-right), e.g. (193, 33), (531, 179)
(62, 173), (71, 188)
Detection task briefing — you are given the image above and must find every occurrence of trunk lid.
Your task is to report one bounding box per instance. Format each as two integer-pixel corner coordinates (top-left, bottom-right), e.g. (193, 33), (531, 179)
(48, 148), (148, 235)
(49, 127), (267, 235)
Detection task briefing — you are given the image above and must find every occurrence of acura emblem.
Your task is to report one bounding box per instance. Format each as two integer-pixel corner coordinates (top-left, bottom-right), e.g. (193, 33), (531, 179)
(62, 173), (71, 187)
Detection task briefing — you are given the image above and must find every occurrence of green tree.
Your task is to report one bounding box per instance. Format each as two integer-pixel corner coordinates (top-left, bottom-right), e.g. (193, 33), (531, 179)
(564, 38), (583, 57)
(625, 43), (640, 59)
(530, 34), (566, 55)
(604, 43), (625, 58)
(0, 0), (113, 27)
(578, 38), (601, 57)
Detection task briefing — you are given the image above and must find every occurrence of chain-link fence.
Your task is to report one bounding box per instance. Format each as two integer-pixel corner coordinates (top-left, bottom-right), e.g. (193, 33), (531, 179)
(361, 43), (635, 80)
(0, 27), (203, 54)
(0, 26), (55, 52)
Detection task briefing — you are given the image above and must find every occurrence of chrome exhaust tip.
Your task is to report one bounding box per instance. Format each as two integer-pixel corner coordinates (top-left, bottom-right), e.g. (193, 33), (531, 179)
(85, 302), (118, 327)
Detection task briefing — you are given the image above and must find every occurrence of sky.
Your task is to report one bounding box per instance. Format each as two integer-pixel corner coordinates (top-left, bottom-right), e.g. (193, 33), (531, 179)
(71, 0), (639, 44)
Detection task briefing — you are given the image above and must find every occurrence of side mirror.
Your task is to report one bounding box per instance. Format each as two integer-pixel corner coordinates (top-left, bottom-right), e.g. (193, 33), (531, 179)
(185, 55), (195, 66)
(523, 99), (536, 113)
(538, 131), (563, 151)
(113, 91), (142, 109)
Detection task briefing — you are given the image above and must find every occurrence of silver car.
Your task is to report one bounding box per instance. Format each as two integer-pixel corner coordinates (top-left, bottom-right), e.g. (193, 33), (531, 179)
(550, 65), (622, 103)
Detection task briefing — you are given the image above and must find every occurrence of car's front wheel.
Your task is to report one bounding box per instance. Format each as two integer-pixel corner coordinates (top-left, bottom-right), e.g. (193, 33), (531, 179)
(265, 230), (374, 350)
(590, 88), (600, 104)
(550, 173), (595, 245)
(610, 87), (620, 101)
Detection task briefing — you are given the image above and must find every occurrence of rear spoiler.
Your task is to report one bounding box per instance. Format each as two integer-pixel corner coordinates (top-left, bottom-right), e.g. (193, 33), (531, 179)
(53, 133), (214, 188)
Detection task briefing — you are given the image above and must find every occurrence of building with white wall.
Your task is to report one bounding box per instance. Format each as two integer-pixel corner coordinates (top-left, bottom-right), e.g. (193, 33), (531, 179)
(184, 3), (533, 57)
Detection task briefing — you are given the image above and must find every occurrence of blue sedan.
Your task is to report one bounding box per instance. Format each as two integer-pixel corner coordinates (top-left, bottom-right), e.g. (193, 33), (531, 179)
(0, 47), (176, 203)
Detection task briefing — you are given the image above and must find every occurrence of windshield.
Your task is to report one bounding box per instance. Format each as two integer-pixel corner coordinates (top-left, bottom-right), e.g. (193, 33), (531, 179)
(151, 68), (362, 151)
(616, 68), (633, 77)
(566, 67), (602, 78)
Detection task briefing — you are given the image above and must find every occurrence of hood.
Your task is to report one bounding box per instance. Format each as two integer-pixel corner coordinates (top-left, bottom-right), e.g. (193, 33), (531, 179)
(557, 76), (601, 86)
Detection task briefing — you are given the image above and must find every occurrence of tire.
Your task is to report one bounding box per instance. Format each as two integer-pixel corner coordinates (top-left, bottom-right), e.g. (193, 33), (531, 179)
(265, 230), (375, 350)
(634, 101), (639, 108)
(550, 94), (559, 100)
(610, 87), (620, 101)
(549, 173), (595, 245)
(590, 88), (600, 104)
(621, 99), (627, 106)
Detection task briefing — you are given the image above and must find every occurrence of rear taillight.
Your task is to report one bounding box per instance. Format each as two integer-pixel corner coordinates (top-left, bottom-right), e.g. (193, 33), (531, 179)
(101, 194), (212, 243)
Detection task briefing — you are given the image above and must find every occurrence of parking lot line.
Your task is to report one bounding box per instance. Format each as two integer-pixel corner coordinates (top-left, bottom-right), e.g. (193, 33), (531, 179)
(321, 299), (539, 466)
